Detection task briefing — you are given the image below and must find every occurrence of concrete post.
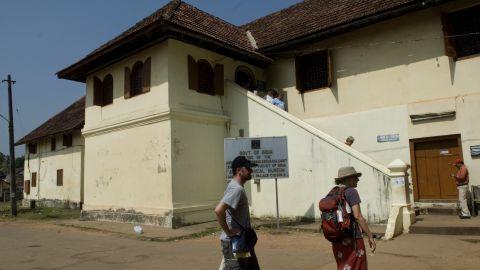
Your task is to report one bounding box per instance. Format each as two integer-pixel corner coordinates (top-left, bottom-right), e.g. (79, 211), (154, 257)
(384, 159), (416, 240)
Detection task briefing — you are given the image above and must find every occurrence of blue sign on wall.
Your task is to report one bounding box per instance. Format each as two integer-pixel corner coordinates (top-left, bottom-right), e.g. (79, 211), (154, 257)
(377, 134), (400, 143)
(471, 145), (480, 157)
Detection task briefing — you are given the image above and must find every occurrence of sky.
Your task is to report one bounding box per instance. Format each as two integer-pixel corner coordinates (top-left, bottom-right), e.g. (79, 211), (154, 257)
(0, 0), (302, 156)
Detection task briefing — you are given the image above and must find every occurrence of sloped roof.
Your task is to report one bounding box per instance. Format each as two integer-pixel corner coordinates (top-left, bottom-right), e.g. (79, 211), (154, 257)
(58, 0), (451, 82)
(57, 0), (270, 82)
(243, 0), (449, 50)
(15, 97), (85, 145)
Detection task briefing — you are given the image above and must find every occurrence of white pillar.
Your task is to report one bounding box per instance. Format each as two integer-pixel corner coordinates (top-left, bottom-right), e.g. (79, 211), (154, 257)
(384, 159), (416, 240)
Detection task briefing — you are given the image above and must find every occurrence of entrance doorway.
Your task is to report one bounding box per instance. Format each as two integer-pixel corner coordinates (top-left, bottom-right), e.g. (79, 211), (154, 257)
(410, 135), (463, 201)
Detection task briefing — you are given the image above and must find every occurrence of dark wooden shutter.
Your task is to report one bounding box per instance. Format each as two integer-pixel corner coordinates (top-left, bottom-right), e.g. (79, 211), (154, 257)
(63, 134), (73, 147)
(188, 55), (199, 91)
(51, 138), (56, 151)
(25, 180), (30, 195)
(124, 67), (131, 99)
(31, 173), (37, 187)
(102, 74), (113, 105)
(441, 12), (457, 59)
(93, 76), (103, 106)
(57, 169), (63, 186)
(28, 143), (37, 154)
(327, 50), (333, 87)
(142, 57), (151, 93)
(294, 56), (303, 91)
(214, 64), (224, 96)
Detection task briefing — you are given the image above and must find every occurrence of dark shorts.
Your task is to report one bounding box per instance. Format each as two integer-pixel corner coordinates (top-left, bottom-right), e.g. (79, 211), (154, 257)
(221, 241), (260, 270)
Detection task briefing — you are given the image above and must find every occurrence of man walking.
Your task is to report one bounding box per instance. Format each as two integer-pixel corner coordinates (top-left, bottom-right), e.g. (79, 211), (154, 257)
(453, 159), (471, 219)
(215, 156), (260, 270)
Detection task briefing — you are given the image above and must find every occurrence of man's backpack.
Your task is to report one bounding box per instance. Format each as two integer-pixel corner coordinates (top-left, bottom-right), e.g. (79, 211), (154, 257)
(319, 186), (353, 242)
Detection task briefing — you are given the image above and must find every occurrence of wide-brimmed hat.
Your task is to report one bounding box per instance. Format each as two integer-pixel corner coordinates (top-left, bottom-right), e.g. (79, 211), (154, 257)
(335, 166), (362, 181)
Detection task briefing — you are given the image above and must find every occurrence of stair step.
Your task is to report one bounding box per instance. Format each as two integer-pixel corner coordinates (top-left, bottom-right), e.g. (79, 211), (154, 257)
(414, 202), (459, 216)
(410, 215), (480, 236)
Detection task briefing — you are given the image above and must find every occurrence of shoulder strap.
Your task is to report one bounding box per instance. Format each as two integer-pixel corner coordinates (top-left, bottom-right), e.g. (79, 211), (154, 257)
(227, 209), (246, 231)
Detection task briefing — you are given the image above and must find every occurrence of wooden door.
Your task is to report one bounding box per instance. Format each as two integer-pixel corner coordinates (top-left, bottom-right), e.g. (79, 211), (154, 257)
(413, 136), (461, 200)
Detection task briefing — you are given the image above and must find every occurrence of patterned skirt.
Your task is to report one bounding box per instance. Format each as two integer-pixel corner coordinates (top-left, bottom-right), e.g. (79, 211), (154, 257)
(331, 237), (367, 270)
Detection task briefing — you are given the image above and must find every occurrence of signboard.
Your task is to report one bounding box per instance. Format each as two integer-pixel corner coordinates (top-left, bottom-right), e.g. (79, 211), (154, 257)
(224, 137), (289, 179)
(377, 134), (400, 143)
(471, 145), (480, 157)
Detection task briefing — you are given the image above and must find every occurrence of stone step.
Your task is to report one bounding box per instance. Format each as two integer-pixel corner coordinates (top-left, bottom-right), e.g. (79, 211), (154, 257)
(414, 202), (459, 216)
(410, 215), (480, 236)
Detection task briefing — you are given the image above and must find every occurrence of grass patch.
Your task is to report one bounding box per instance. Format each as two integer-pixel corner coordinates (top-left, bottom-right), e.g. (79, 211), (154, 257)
(0, 205), (80, 221)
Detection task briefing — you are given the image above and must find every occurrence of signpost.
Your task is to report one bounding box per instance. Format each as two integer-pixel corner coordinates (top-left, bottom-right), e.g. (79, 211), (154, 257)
(225, 136), (288, 229)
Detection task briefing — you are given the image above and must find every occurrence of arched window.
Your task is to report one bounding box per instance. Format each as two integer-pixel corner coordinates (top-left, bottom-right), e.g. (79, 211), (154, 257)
(130, 61), (144, 97)
(102, 74), (113, 105)
(235, 66), (256, 91)
(197, 60), (215, 95)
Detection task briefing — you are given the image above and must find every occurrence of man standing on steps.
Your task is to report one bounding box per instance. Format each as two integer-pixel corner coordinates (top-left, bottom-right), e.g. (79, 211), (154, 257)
(215, 156), (260, 270)
(452, 159), (471, 219)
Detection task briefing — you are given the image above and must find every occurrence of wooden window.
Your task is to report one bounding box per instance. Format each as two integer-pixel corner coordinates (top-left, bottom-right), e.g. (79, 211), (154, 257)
(94, 74), (114, 106)
(131, 61), (144, 97)
(124, 57), (151, 99)
(295, 50), (332, 92)
(24, 180), (30, 195)
(442, 5), (480, 59)
(28, 143), (37, 154)
(31, 173), (37, 187)
(102, 74), (114, 105)
(63, 133), (73, 147)
(57, 169), (63, 186)
(187, 55), (224, 96)
(51, 138), (56, 151)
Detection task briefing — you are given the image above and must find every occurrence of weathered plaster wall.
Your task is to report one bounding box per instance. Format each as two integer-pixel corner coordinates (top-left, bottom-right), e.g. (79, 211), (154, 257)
(82, 121), (172, 216)
(224, 83), (392, 223)
(166, 39), (265, 224)
(23, 132), (83, 205)
(266, 1), (480, 191)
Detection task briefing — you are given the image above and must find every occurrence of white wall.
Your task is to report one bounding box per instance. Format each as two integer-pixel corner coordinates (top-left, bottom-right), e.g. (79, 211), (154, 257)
(224, 82), (392, 223)
(24, 132), (83, 204)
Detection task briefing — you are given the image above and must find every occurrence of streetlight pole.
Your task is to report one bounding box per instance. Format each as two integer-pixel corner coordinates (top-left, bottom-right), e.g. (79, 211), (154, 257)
(2, 74), (17, 216)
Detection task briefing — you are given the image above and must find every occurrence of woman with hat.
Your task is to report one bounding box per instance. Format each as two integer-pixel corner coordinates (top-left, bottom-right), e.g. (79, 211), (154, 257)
(332, 166), (376, 270)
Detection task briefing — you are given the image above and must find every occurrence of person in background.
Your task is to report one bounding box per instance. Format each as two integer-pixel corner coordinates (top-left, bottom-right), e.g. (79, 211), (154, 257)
(331, 166), (376, 270)
(215, 156), (260, 270)
(452, 159), (471, 219)
(265, 89), (277, 104)
(345, 136), (355, 146)
(272, 93), (285, 110)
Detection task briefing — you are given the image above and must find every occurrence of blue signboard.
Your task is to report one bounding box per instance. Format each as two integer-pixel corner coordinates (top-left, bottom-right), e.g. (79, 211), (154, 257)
(377, 134), (400, 143)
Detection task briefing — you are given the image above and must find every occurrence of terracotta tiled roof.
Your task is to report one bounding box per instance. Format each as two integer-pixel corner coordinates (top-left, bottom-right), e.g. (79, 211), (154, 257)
(243, 0), (446, 50)
(15, 97), (85, 145)
(58, 0), (270, 82)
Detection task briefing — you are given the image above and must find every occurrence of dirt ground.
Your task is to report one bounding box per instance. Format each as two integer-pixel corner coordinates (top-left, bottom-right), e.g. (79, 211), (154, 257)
(1, 220), (479, 270)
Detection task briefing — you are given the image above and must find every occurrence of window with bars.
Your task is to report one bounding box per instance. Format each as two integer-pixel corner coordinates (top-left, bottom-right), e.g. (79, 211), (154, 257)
(57, 169), (63, 186)
(187, 55), (224, 96)
(442, 5), (480, 59)
(295, 50), (332, 92)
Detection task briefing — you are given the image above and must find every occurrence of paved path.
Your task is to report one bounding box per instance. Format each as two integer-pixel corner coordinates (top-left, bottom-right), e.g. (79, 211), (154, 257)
(1, 220), (480, 269)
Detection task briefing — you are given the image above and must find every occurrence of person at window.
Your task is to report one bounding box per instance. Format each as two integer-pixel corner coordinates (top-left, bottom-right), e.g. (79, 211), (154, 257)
(452, 159), (471, 219)
(265, 89), (277, 104)
(345, 136), (355, 146)
(272, 93), (285, 110)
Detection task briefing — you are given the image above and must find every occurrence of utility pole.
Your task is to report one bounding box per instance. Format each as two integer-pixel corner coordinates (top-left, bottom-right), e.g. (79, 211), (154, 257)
(2, 74), (17, 216)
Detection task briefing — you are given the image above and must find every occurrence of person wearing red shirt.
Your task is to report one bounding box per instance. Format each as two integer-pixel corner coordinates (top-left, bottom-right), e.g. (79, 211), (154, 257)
(452, 159), (471, 219)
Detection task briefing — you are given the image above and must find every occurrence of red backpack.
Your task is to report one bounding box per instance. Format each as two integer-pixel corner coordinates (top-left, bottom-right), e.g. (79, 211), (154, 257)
(319, 186), (353, 242)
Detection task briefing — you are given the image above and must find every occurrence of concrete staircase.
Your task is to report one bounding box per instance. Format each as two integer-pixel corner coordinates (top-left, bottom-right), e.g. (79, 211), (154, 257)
(410, 214), (480, 235)
(414, 202), (459, 216)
